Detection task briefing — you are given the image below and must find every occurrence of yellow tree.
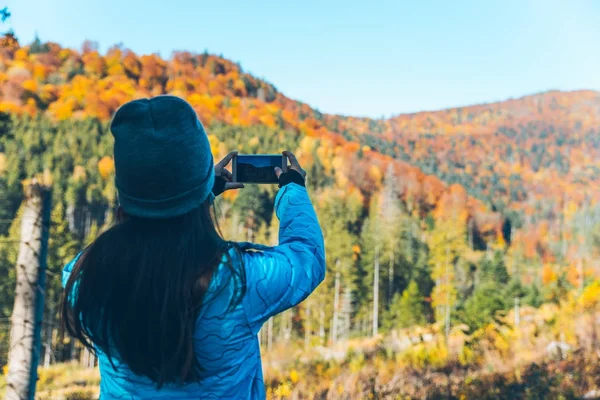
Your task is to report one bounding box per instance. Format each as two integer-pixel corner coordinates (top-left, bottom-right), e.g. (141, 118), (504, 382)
(429, 209), (469, 341)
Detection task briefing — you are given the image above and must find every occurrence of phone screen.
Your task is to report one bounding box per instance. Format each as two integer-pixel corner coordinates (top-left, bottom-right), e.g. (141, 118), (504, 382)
(234, 155), (284, 184)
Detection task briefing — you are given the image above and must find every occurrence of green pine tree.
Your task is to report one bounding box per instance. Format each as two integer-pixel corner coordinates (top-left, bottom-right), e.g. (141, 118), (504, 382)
(459, 282), (507, 331)
(382, 281), (426, 331)
(478, 251), (509, 285)
(523, 283), (543, 308)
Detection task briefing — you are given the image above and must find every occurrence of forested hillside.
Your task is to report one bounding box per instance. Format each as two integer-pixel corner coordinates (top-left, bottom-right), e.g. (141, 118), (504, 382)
(351, 91), (600, 282)
(1, 37), (600, 398)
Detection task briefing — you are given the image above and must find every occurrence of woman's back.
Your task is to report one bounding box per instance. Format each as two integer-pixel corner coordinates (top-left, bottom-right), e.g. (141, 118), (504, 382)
(61, 96), (325, 400)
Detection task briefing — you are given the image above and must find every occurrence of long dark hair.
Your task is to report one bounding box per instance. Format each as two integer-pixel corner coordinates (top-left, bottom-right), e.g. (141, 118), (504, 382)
(61, 201), (245, 387)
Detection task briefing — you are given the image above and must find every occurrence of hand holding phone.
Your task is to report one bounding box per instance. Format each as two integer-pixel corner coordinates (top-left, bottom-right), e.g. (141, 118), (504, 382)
(232, 154), (287, 184)
(275, 151), (306, 181)
(212, 151), (245, 196)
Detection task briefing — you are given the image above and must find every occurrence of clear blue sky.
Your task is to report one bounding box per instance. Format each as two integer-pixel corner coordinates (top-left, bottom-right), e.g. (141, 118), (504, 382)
(5, 0), (600, 118)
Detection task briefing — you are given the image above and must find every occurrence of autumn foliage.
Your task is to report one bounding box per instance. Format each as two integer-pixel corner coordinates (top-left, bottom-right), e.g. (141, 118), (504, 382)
(0, 39), (510, 241)
(1, 37), (600, 399)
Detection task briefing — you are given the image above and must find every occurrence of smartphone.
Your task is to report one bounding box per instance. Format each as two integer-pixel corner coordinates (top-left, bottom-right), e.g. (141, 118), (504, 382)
(232, 154), (286, 184)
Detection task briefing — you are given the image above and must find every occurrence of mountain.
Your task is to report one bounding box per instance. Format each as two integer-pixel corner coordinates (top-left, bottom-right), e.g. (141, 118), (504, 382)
(0, 40), (505, 241)
(345, 90), (600, 263)
(1, 39), (598, 268)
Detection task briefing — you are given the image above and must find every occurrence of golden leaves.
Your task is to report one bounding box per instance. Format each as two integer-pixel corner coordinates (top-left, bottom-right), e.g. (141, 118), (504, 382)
(98, 156), (115, 179)
(580, 280), (600, 312)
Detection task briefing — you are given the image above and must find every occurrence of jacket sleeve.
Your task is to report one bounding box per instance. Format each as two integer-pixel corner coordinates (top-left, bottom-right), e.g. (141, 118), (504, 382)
(242, 183), (325, 333)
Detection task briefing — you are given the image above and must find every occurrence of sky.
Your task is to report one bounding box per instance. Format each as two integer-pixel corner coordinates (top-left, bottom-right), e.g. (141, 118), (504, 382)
(5, 0), (600, 118)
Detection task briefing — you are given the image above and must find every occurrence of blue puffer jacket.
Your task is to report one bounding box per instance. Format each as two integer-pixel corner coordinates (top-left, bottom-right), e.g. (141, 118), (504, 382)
(62, 183), (326, 399)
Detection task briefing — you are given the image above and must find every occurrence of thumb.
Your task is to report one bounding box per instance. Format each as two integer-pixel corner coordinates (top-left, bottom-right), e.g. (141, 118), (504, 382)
(274, 167), (283, 178)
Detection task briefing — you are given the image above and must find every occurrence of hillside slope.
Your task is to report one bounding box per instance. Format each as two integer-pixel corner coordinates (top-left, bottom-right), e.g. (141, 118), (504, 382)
(0, 40), (503, 240)
(3, 40), (599, 266)
(340, 91), (600, 264)
(382, 91), (600, 218)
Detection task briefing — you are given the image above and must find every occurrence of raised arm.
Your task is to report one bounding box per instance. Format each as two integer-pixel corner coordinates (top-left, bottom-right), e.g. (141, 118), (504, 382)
(242, 152), (326, 333)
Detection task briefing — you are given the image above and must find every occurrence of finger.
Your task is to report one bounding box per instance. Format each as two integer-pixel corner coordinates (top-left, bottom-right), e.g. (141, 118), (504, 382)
(274, 167), (283, 178)
(216, 151), (238, 168)
(224, 182), (244, 191)
(222, 168), (233, 181)
(283, 151), (300, 169)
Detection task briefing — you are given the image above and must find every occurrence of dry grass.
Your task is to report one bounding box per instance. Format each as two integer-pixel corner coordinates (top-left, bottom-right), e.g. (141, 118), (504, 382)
(37, 387), (98, 400)
(0, 296), (597, 399)
(36, 362), (99, 400)
(0, 363), (99, 400)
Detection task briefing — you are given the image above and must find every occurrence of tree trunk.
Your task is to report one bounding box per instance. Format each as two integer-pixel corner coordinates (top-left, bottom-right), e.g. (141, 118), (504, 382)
(84, 207), (91, 238)
(69, 338), (76, 361)
(278, 316), (284, 343)
(331, 270), (340, 346)
(6, 182), (51, 400)
(43, 308), (54, 368)
(283, 311), (292, 342)
(66, 204), (75, 233)
(319, 306), (325, 345)
(267, 317), (273, 351)
(304, 305), (311, 350)
(341, 288), (352, 341)
(81, 347), (89, 368)
(373, 246), (380, 338)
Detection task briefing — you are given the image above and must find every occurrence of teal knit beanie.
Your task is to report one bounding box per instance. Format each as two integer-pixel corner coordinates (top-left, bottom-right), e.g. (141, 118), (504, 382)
(110, 95), (214, 218)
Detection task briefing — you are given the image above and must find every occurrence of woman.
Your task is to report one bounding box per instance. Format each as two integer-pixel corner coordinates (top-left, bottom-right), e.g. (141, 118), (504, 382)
(61, 95), (325, 399)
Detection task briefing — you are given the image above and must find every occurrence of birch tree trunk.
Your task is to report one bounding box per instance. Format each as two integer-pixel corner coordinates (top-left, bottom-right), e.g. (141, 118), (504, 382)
(82, 347), (90, 368)
(332, 271), (341, 346)
(267, 317), (273, 351)
(283, 311), (292, 342)
(304, 305), (311, 350)
(6, 182), (51, 400)
(319, 306), (325, 345)
(341, 288), (352, 341)
(42, 308), (53, 368)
